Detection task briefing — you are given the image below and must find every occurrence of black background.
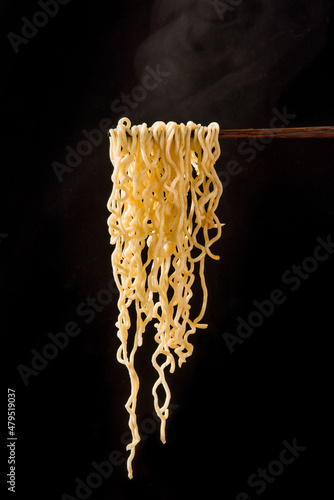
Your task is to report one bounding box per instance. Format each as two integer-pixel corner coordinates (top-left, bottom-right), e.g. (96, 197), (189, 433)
(1, 1), (334, 499)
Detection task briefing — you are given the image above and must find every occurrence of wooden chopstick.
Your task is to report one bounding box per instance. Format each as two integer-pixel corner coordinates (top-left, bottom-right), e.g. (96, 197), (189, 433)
(110, 126), (334, 139)
(218, 126), (334, 139)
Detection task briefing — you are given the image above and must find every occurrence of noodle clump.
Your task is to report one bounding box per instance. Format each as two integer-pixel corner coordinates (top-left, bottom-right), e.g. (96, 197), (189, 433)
(107, 118), (223, 478)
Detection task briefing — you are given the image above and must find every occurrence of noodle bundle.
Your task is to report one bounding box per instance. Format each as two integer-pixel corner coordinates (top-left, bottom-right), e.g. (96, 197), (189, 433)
(107, 118), (223, 478)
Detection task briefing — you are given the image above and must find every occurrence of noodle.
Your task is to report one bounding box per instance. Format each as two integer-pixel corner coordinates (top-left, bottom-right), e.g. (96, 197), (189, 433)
(107, 118), (223, 478)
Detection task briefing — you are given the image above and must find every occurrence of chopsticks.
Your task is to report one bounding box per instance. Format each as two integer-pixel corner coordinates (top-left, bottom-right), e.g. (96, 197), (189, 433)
(112, 125), (334, 139)
(218, 126), (334, 139)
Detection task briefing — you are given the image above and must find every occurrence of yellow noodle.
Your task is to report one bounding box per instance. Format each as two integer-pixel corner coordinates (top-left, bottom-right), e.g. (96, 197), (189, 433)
(107, 118), (223, 478)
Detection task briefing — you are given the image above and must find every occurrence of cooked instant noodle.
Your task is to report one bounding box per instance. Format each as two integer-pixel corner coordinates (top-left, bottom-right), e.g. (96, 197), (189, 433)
(107, 118), (223, 478)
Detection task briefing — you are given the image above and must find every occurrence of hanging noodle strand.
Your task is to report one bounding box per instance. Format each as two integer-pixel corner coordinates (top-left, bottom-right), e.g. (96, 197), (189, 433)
(107, 118), (223, 478)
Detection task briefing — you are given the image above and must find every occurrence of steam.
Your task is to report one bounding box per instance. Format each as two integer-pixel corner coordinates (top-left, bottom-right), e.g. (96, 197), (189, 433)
(130, 0), (331, 127)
